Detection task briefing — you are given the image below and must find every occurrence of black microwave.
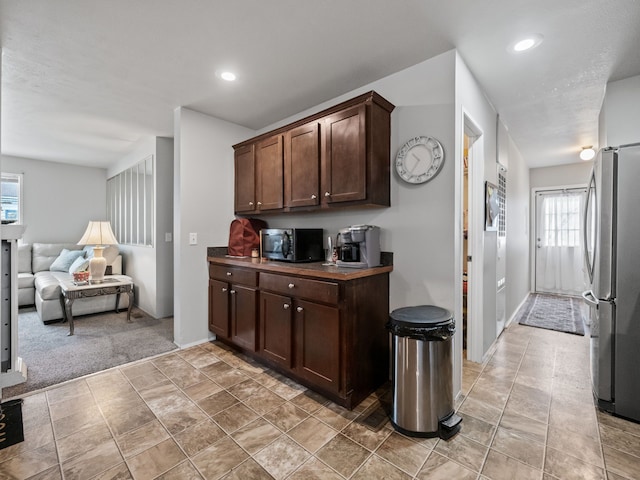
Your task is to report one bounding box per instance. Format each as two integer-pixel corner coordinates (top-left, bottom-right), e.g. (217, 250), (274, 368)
(260, 228), (324, 263)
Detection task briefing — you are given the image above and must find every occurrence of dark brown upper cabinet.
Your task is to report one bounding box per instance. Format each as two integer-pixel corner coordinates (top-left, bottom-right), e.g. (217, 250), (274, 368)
(233, 91), (394, 215)
(234, 135), (284, 214)
(285, 121), (321, 208)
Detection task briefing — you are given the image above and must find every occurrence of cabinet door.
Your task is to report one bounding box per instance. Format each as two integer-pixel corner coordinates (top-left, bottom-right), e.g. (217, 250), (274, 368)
(234, 144), (256, 213)
(208, 279), (230, 338)
(230, 284), (257, 351)
(295, 299), (340, 393)
(322, 104), (366, 204)
(285, 122), (320, 208)
(259, 291), (293, 368)
(256, 135), (284, 211)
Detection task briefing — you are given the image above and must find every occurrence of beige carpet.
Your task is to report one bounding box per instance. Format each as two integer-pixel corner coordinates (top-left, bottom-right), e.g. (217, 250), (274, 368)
(2, 307), (177, 398)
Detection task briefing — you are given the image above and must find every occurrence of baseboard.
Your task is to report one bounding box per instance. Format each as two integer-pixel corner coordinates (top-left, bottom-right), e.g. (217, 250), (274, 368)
(505, 292), (531, 328)
(175, 334), (216, 350)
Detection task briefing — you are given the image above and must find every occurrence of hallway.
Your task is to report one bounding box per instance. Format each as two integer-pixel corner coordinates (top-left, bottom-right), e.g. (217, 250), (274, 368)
(1, 317), (639, 479)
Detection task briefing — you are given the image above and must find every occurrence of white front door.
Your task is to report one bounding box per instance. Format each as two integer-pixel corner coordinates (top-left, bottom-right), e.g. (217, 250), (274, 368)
(534, 188), (588, 295)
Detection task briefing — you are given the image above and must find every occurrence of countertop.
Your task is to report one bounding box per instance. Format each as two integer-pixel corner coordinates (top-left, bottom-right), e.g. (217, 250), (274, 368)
(207, 255), (393, 281)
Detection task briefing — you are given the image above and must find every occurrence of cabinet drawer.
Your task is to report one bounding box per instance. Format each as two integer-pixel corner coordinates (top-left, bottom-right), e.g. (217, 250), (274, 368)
(260, 272), (338, 305)
(209, 264), (257, 287)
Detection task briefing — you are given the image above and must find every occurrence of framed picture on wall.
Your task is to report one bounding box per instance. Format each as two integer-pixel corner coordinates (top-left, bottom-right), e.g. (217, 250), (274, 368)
(485, 181), (499, 231)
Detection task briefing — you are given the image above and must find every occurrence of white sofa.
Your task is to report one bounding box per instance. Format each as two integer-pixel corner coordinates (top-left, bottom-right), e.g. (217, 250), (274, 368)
(18, 243), (129, 323)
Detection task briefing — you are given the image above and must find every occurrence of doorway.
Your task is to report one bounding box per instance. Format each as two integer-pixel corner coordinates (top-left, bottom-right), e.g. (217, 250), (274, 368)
(533, 187), (588, 296)
(461, 118), (483, 364)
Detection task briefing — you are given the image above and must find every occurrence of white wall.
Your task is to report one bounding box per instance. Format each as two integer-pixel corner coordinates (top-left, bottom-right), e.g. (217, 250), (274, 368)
(599, 74), (640, 148)
(173, 108), (255, 347)
(107, 136), (175, 319)
(455, 53), (500, 359)
(155, 137), (174, 317)
(505, 137), (531, 321)
(529, 162), (592, 189)
(1, 155), (106, 244)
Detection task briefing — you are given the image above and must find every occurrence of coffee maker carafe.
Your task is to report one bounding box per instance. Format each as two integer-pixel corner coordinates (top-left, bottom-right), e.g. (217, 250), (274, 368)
(336, 225), (381, 268)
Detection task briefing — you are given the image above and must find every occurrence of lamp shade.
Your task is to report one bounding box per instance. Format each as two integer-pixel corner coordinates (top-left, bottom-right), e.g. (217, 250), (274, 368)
(77, 221), (118, 246)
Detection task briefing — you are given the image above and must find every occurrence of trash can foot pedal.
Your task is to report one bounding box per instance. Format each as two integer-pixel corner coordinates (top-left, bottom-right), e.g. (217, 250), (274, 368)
(439, 413), (462, 440)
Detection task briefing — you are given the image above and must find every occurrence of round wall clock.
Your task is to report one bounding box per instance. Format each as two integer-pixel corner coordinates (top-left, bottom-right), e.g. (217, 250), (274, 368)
(395, 136), (445, 184)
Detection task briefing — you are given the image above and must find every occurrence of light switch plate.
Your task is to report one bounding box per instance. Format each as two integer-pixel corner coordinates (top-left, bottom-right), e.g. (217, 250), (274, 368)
(165, 232), (172, 242)
(189, 233), (197, 245)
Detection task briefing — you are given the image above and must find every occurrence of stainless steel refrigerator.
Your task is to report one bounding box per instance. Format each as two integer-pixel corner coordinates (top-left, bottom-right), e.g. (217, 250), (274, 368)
(582, 143), (640, 422)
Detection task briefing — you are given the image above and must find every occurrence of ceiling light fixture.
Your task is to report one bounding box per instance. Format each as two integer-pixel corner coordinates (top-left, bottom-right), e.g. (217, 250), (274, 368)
(580, 146), (596, 161)
(220, 71), (236, 82)
(510, 34), (544, 53)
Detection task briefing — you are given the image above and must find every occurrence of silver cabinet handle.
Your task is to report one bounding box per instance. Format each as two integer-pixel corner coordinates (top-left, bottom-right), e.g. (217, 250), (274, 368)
(257, 201), (262, 206)
(296, 306), (303, 313)
(311, 194), (317, 199)
(222, 287), (227, 292)
(324, 192), (331, 197)
(226, 272), (232, 276)
(283, 303), (290, 309)
(230, 290), (236, 295)
(249, 201), (254, 206)
(288, 283), (295, 289)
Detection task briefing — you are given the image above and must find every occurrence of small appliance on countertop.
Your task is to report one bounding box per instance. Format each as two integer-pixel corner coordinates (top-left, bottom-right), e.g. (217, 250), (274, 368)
(336, 225), (381, 268)
(260, 228), (324, 263)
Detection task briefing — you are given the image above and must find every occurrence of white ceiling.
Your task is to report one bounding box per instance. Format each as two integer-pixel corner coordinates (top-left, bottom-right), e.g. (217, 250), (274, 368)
(1, 0), (639, 169)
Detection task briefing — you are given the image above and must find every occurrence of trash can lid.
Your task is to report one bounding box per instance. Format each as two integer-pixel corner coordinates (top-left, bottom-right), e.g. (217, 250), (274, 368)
(389, 305), (453, 329)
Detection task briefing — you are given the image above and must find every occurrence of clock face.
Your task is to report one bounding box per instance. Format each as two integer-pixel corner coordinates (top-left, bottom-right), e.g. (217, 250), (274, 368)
(395, 136), (445, 184)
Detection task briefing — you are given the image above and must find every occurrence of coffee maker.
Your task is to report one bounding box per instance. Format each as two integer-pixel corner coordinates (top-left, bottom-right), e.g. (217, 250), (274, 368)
(336, 225), (381, 268)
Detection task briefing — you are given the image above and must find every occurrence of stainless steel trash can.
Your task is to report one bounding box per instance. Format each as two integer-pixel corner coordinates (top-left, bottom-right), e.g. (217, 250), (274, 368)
(387, 305), (462, 439)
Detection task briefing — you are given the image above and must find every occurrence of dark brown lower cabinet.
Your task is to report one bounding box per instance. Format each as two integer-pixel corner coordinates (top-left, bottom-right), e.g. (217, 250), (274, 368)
(208, 279), (230, 338)
(230, 284), (257, 351)
(294, 299), (340, 393)
(208, 259), (390, 409)
(259, 291), (293, 368)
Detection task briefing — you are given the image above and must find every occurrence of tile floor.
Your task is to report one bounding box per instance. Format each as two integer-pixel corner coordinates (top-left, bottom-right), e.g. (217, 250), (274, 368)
(2, 320), (640, 479)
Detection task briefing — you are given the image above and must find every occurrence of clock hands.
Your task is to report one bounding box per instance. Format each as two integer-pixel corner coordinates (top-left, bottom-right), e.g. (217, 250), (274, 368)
(408, 152), (423, 176)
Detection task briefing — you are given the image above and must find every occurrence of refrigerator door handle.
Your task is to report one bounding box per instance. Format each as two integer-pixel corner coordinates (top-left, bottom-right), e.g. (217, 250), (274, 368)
(582, 289), (599, 309)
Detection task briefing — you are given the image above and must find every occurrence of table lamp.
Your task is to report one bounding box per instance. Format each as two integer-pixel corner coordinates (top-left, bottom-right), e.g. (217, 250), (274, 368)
(77, 221), (118, 283)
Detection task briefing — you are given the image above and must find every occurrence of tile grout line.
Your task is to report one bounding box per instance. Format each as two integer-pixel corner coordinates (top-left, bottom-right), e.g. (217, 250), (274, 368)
(478, 336), (528, 478)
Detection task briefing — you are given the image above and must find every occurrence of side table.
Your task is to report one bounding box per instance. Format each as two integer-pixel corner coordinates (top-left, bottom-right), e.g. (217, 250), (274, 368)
(59, 275), (134, 336)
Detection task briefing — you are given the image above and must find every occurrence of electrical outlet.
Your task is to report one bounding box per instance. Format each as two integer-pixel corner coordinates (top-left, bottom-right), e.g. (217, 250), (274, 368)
(189, 233), (197, 245)
(165, 232), (172, 242)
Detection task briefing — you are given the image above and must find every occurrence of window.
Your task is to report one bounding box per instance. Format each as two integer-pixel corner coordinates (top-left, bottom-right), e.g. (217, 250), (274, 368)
(107, 155), (154, 246)
(1, 173), (23, 224)
(542, 194), (582, 247)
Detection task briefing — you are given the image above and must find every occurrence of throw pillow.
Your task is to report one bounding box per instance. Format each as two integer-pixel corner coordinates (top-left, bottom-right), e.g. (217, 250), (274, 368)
(68, 256), (90, 274)
(50, 249), (85, 272)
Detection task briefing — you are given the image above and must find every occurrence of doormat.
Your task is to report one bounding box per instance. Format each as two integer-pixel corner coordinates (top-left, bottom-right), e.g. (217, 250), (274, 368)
(0, 399), (24, 450)
(517, 293), (585, 336)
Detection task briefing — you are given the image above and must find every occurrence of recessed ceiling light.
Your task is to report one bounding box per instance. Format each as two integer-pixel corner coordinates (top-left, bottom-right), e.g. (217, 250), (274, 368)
(220, 71), (236, 81)
(509, 34), (544, 53)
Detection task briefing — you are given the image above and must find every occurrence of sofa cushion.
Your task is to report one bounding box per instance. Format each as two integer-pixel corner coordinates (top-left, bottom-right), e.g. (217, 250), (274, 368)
(18, 272), (35, 289)
(34, 272), (64, 300)
(32, 243), (82, 273)
(18, 244), (32, 273)
(50, 249), (86, 272)
(69, 256), (90, 274)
